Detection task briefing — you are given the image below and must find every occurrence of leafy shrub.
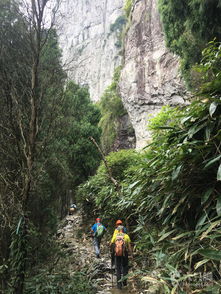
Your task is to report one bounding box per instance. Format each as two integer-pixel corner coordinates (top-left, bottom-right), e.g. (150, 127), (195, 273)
(24, 271), (95, 294)
(77, 149), (140, 220)
(110, 15), (127, 33)
(124, 0), (133, 18)
(158, 0), (221, 86)
(99, 67), (127, 153)
(78, 42), (221, 292)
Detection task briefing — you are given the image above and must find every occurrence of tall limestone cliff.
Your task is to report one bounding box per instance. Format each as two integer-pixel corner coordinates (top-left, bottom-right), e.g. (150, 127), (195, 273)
(59, 0), (124, 102)
(58, 0), (188, 149)
(119, 0), (188, 149)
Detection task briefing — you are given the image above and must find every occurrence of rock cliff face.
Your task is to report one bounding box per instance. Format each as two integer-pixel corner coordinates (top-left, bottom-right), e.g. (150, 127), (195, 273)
(59, 0), (124, 102)
(119, 0), (188, 149)
(58, 0), (188, 149)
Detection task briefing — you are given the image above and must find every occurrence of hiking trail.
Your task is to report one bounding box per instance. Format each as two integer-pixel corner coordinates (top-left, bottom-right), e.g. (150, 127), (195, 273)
(57, 211), (144, 294)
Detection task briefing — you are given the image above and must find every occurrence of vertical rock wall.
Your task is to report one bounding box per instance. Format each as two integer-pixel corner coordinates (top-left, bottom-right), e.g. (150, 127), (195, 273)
(58, 0), (124, 102)
(58, 0), (188, 149)
(119, 0), (188, 149)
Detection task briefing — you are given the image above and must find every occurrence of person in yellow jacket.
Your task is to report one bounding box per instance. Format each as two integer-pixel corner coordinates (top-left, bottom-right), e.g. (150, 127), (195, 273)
(110, 225), (132, 289)
(112, 219), (127, 237)
(111, 220), (127, 266)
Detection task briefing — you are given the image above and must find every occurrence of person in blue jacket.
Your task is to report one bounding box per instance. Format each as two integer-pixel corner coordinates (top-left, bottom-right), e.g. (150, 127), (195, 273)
(91, 217), (106, 258)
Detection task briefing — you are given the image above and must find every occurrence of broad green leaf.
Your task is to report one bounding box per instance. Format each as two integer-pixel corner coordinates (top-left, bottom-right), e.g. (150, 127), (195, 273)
(216, 196), (221, 216)
(158, 229), (176, 242)
(196, 213), (207, 229)
(171, 165), (182, 181)
(201, 187), (213, 204)
(204, 154), (221, 169)
(198, 249), (221, 261)
(181, 116), (191, 124)
(209, 101), (218, 117)
(200, 220), (221, 240)
(205, 126), (211, 141)
(172, 232), (191, 240)
(172, 195), (187, 215)
(188, 123), (206, 138)
(217, 163), (221, 181)
(128, 180), (140, 189)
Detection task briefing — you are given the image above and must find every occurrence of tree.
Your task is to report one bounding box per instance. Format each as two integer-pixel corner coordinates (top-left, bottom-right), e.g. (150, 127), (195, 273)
(0, 0), (65, 292)
(62, 82), (101, 187)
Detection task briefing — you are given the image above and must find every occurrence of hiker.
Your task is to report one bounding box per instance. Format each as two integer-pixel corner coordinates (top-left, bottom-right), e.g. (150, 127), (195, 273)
(69, 203), (77, 215)
(113, 219), (127, 236)
(111, 220), (127, 266)
(91, 217), (106, 258)
(110, 225), (132, 289)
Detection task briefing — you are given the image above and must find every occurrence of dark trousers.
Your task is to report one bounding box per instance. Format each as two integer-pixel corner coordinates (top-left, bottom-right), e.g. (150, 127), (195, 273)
(93, 237), (101, 256)
(115, 254), (129, 288)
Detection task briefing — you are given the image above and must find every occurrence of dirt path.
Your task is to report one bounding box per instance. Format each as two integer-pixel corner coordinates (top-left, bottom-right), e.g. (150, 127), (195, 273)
(57, 212), (141, 294)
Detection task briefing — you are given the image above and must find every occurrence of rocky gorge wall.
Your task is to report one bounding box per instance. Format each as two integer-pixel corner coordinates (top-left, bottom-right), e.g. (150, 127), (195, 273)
(58, 0), (188, 149)
(119, 0), (188, 149)
(58, 0), (124, 102)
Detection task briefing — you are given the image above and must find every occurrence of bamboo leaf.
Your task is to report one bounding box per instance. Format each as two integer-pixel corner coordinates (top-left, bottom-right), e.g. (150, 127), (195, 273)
(158, 229), (176, 242)
(216, 196), (221, 216)
(128, 180), (140, 189)
(201, 188), (213, 204)
(194, 259), (209, 270)
(217, 163), (221, 181)
(172, 165), (182, 181)
(209, 102), (218, 117)
(196, 213), (207, 229)
(198, 249), (221, 261)
(204, 155), (221, 169)
(172, 232), (191, 240)
(200, 220), (220, 240)
(16, 217), (23, 235)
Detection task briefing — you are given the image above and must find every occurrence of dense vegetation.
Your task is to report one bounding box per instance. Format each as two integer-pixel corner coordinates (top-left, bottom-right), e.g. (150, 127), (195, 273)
(1, 0), (221, 293)
(77, 41), (221, 293)
(158, 0), (221, 85)
(98, 66), (127, 153)
(0, 1), (100, 293)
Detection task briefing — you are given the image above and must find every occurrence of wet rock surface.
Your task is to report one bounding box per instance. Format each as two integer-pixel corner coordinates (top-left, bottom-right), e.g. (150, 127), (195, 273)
(57, 212), (140, 293)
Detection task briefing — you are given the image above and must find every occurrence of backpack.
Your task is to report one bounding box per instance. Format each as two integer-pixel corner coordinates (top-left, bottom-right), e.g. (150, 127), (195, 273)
(115, 233), (125, 256)
(95, 224), (104, 238)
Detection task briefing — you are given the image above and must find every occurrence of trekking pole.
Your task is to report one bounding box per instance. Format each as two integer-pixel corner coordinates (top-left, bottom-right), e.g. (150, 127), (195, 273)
(111, 255), (114, 288)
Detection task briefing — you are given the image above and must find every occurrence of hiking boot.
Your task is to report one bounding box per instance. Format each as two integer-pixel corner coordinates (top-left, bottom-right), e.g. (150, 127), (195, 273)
(96, 254), (100, 258)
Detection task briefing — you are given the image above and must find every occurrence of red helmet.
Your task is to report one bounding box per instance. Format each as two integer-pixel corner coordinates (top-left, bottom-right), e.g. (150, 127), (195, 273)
(116, 220), (122, 225)
(96, 218), (101, 222)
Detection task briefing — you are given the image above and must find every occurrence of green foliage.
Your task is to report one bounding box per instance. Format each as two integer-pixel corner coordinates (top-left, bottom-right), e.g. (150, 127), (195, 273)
(0, 2), (100, 292)
(77, 149), (140, 219)
(62, 81), (101, 186)
(110, 15), (127, 33)
(124, 0), (133, 18)
(99, 67), (127, 153)
(110, 15), (127, 48)
(158, 0), (221, 85)
(24, 271), (95, 294)
(193, 40), (221, 95)
(78, 42), (221, 292)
